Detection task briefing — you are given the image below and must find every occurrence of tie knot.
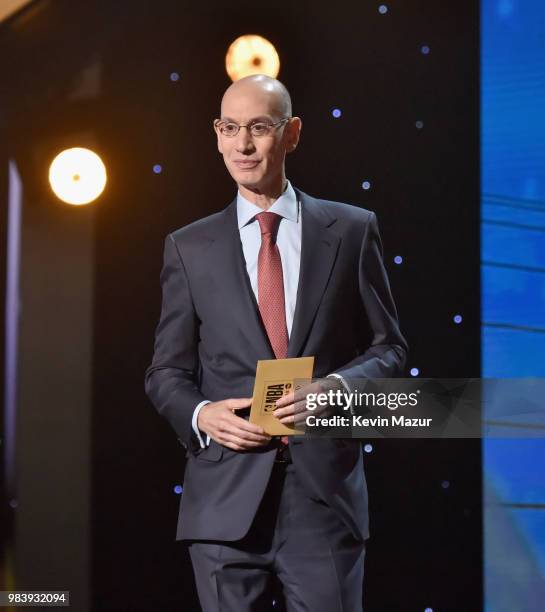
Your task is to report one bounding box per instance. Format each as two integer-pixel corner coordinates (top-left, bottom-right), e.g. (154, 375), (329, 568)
(256, 211), (282, 237)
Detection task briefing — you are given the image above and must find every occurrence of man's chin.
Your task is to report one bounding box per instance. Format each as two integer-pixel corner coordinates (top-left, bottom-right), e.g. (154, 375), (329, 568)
(233, 173), (263, 191)
(226, 167), (270, 194)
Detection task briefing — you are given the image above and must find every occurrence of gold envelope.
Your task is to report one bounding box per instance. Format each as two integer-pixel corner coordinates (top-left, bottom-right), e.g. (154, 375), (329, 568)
(249, 357), (315, 436)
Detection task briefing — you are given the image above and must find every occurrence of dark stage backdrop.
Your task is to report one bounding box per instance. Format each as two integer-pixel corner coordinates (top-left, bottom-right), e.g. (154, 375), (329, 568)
(1, 1), (480, 610)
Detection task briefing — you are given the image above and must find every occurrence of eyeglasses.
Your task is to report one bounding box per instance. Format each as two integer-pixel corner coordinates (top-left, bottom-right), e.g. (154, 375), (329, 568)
(214, 118), (290, 138)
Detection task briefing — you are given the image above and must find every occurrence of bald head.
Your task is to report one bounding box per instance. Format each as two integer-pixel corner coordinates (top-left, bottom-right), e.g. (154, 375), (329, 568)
(221, 74), (292, 119)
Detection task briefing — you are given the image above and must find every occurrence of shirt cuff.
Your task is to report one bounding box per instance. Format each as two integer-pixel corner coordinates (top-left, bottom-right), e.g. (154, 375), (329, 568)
(327, 373), (354, 415)
(192, 400), (212, 448)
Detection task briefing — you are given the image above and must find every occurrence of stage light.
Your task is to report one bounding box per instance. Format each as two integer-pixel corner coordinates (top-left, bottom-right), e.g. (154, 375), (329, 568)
(364, 444), (373, 453)
(453, 314), (463, 324)
(225, 34), (280, 81)
(48, 147), (107, 205)
(153, 164), (162, 174)
(332, 108), (342, 118)
(170, 72), (180, 82)
(362, 181), (371, 190)
(410, 367), (420, 377)
(416, 120), (424, 129)
(173, 485), (183, 495)
(421, 45), (430, 55)
(394, 255), (403, 264)
(378, 4), (388, 14)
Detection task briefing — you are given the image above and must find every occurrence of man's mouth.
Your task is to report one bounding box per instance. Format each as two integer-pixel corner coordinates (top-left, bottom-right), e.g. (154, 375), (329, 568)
(234, 160), (260, 169)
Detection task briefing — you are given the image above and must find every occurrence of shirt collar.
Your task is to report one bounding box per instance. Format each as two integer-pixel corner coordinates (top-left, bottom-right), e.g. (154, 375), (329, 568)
(236, 180), (299, 229)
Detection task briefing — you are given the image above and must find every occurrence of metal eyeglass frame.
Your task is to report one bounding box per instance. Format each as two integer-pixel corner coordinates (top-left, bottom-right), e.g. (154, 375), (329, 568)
(213, 117), (291, 137)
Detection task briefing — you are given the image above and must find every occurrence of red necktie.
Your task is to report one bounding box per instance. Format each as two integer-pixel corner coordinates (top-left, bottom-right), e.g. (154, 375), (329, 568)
(256, 212), (290, 447)
(256, 212), (288, 360)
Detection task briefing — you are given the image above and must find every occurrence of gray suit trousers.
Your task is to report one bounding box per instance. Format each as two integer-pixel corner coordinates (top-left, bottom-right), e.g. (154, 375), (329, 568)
(188, 462), (365, 612)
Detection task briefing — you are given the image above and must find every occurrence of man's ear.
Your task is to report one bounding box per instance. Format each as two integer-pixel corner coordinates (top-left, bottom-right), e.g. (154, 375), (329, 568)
(213, 120), (223, 154)
(286, 117), (302, 153)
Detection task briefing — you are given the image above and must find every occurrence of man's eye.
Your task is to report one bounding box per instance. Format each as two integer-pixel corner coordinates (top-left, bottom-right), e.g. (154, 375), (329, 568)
(223, 123), (238, 135)
(251, 123), (269, 135)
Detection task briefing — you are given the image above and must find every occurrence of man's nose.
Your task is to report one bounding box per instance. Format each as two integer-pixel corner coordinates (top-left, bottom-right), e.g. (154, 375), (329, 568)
(235, 126), (255, 153)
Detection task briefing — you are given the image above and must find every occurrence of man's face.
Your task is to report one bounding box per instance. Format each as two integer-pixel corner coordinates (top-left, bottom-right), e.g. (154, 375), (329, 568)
(215, 85), (299, 192)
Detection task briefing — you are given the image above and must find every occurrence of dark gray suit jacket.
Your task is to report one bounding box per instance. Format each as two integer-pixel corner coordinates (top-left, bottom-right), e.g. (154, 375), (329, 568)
(145, 187), (407, 543)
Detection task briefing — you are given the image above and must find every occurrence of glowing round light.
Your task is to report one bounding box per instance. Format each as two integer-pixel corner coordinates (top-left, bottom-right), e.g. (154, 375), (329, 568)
(378, 4), (388, 14)
(364, 444), (373, 453)
(332, 108), (342, 118)
(153, 164), (162, 174)
(441, 480), (450, 489)
(170, 72), (180, 82)
(416, 120), (424, 129)
(453, 314), (463, 324)
(225, 34), (280, 81)
(410, 367), (420, 377)
(48, 147), (106, 205)
(394, 255), (403, 265)
(421, 45), (430, 55)
(362, 181), (371, 190)
(173, 485), (183, 495)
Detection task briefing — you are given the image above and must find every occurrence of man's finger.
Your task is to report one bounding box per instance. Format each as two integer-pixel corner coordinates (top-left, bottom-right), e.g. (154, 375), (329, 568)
(224, 424), (271, 442)
(221, 432), (268, 449)
(228, 397), (254, 409)
(225, 412), (269, 436)
(279, 398), (314, 424)
(274, 398), (307, 419)
(275, 391), (294, 408)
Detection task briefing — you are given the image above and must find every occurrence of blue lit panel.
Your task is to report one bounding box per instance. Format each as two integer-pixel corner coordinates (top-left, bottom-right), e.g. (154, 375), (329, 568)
(484, 440), (545, 505)
(482, 0), (545, 610)
(483, 327), (545, 378)
(482, 220), (545, 270)
(483, 267), (545, 329)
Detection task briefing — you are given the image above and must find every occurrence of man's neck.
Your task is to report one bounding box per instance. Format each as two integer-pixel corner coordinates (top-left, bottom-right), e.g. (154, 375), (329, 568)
(238, 177), (288, 210)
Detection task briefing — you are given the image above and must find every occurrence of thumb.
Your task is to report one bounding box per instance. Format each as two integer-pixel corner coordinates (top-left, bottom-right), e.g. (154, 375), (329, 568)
(230, 397), (254, 409)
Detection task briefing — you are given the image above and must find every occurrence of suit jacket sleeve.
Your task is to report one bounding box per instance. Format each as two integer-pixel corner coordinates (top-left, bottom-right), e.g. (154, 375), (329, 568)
(144, 233), (207, 449)
(335, 212), (408, 379)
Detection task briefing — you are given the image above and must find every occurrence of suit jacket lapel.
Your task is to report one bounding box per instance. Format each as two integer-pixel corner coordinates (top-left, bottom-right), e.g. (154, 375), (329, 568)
(207, 198), (274, 359)
(288, 189), (341, 358)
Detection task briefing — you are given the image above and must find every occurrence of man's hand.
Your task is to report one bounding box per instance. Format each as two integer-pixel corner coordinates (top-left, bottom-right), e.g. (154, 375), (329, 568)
(273, 378), (342, 426)
(198, 397), (272, 451)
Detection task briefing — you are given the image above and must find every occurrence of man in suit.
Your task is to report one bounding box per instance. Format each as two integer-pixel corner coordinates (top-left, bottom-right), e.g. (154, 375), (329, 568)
(145, 74), (407, 612)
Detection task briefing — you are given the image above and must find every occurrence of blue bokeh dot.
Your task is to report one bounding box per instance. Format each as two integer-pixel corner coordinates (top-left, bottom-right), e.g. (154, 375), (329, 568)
(364, 444), (373, 453)
(394, 255), (403, 265)
(421, 45), (430, 55)
(410, 367), (420, 377)
(379, 4), (388, 14)
(153, 164), (162, 174)
(170, 72), (180, 82)
(362, 181), (371, 190)
(174, 485), (183, 494)
(332, 108), (342, 118)
(454, 314), (463, 324)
